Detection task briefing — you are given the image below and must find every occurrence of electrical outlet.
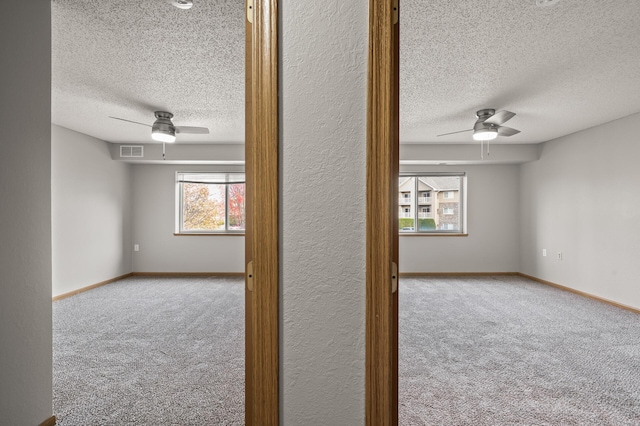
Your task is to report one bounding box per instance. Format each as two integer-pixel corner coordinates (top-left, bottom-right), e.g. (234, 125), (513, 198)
(134, 244), (139, 252)
(542, 249), (547, 257)
(557, 251), (562, 260)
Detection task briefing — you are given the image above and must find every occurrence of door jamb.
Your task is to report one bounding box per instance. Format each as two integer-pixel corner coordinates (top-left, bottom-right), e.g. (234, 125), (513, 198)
(245, 0), (279, 424)
(366, 0), (400, 424)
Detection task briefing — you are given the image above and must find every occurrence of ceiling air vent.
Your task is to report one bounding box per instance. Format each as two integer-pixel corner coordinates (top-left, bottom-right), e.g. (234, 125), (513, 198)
(120, 145), (144, 158)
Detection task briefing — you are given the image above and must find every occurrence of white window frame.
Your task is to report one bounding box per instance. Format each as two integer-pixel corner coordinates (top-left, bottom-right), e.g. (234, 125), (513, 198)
(176, 172), (246, 234)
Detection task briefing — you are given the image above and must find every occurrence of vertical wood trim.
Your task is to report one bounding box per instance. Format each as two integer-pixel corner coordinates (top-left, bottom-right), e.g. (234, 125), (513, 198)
(39, 415), (56, 426)
(249, 0), (279, 424)
(390, 1), (400, 420)
(367, 0), (399, 424)
(244, 1), (254, 423)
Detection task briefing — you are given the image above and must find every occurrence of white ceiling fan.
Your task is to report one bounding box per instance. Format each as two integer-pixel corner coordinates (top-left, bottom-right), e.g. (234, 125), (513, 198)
(109, 111), (209, 143)
(437, 109), (520, 141)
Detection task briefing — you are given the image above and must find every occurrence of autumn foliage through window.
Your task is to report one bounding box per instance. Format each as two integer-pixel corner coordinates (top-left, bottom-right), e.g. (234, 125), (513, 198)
(178, 173), (245, 233)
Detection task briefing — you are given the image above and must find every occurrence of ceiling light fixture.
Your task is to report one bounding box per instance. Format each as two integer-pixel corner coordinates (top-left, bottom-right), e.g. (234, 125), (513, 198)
(171, 0), (194, 10)
(472, 124), (498, 141)
(536, 0), (561, 7)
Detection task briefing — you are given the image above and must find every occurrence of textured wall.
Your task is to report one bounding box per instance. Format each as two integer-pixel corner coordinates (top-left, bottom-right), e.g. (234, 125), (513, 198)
(520, 112), (640, 309)
(400, 165), (521, 273)
(0, 2), (53, 424)
(52, 125), (132, 296)
(131, 164), (244, 273)
(281, 0), (368, 423)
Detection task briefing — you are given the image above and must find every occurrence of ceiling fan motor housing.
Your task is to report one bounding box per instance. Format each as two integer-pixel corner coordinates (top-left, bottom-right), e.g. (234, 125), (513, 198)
(473, 121), (497, 131)
(152, 111), (175, 132)
(474, 109), (498, 132)
(152, 111), (176, 141)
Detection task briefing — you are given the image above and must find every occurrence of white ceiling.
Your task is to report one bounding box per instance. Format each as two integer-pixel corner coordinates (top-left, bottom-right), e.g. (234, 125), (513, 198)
(52, 0), (640, 145)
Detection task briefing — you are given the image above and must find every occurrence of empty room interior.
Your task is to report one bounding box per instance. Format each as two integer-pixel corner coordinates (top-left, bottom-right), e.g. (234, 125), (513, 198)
(2, 0), (640, 425)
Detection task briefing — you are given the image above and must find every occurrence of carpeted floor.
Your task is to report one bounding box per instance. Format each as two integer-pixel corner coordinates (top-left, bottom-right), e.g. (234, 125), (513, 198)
(53, 275), (640, 425)
(53, 276), (244, 425)
(400, 275), (640, 425)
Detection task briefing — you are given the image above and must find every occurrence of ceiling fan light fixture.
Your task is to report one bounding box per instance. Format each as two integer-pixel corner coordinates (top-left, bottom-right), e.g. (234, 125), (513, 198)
(473, 127), (498, 141)
(536, 0), (561, 7)
(171, 0), (194, 10)
(151, 129), (176, 143)
(151, 123), (176, 143)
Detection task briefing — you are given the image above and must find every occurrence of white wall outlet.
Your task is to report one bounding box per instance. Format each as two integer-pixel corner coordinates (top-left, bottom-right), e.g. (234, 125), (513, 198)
(134, 244), (139, 252)
(542, 249), (547, 257)
(557, 251), (562, 260)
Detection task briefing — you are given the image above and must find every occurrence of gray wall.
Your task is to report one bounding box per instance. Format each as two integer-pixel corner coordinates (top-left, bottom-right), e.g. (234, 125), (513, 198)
(52, 125), (132, 297)
(0, 2), (53, 424)
(131, 164), (244, 273)
(400, 165), (521, 273)
(282, 0), (367, 422)
(520, 112), (640, 309)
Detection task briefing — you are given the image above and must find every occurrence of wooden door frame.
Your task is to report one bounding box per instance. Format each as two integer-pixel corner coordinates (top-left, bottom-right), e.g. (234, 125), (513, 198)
(245, 0), (279, 424)
(366, 0), (400, 424)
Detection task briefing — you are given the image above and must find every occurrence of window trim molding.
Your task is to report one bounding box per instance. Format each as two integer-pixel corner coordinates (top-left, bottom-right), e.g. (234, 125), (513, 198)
(173, 233), (246, 237)
(399, 233), (468, 237)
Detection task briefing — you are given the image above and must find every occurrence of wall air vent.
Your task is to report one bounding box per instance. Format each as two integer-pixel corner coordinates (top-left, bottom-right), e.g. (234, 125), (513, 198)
(120, 145), (144, 158)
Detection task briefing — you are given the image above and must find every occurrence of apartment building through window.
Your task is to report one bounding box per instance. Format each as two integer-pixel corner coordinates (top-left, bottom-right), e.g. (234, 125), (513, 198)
(398, 173), (465, 233)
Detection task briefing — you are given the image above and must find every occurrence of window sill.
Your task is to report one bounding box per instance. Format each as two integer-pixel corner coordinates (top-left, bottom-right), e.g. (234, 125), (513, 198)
(174, 233), (245, 237)
(399, 233), (468, 237)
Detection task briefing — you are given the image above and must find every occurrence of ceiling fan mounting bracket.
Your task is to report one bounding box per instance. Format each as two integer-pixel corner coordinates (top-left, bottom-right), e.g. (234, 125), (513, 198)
(155, 111), (174, 120)
(476, 109), (495, 120)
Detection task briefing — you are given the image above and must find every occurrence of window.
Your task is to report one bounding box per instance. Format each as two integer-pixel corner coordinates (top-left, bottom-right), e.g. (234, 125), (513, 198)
(177, 172), (245, 234)
(399, 173), (465, 234)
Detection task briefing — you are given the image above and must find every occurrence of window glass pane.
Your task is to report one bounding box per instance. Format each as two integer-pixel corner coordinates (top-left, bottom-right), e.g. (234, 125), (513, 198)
(178, 172), (245, 233)
(182, 182), (226, 231)
(399, 177), (415, 232)
(429, 176), (460, 232)
(228, 183), (245, 230)
(399, 174), (463, 233)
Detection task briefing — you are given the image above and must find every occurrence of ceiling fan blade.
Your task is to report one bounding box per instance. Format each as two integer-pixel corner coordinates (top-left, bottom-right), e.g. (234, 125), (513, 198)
(108, 116), (151, 127)
(437, 129), (473, 137)
(175, 126), (210, 134)
(497, 126), (520, 137)
(484, 110), (515, 126)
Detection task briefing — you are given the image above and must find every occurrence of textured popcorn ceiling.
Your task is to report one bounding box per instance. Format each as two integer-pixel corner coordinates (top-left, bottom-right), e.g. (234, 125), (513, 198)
(52, 0), (640, 144)
(52, 0), (245, 144)
(401, 0), (640, 143)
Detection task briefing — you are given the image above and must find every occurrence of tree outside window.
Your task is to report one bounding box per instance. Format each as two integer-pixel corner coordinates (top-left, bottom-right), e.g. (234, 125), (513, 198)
(177, 173), (245, 233)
